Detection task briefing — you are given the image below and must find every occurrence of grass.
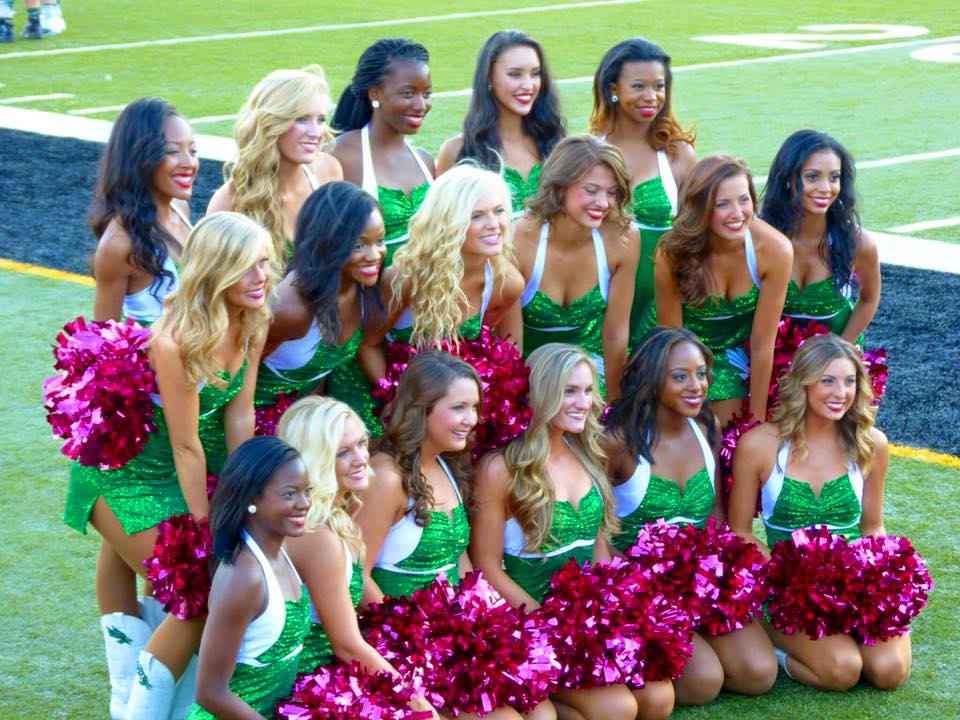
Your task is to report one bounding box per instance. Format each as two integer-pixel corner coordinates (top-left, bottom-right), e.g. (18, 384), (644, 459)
(2, 0), (959, 715)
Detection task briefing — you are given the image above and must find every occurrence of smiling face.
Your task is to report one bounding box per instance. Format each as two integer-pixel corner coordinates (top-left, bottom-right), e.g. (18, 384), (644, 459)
(225, 238), (270, 311)
(343, 209), (387, 287)
(249, 457), (312, 537)
(276, 93), (329, 166)
(659, 341), (709, 418)
(799, 149), (842, 216)
(709, 173), (753, 243)
(490, 44), (542, 117)
(563, 163), (619, 228)
(370, 60), (432, 135)
(806, 356), (858, 422)
(423, 377), (481, 454)
(461, 189), (509, 259)
(549, 361), (595, 435)
(611, 60), (666, 125)
(152, 114), (198, 202)
(335, 416), (371, 495)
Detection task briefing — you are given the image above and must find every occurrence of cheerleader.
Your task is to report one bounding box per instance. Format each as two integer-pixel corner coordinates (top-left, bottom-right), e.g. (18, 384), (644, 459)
(514, 134), (639, 400)
(590, 38), (696, 348)
(472, 343), (673, 720)
(730, 334), (911, 690)
(653, 154), (792, 425)
(606, 327), (776, 704)
(86, 96), (197, 718)
(437, 30), (565, 215)
(208, 65), (342, 273)
(63, 212), (273, 718)
(255, 182), (385, 415)
(276, 397), (438, 717)
(760, 130), (881, 342)
(188, 436), (311, 719)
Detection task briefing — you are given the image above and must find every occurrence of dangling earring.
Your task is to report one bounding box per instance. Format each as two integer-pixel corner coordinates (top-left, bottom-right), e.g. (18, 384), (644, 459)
(247, 504), (257, 514)
(611, 95), (619, 103)
(371, 100), (380, 109)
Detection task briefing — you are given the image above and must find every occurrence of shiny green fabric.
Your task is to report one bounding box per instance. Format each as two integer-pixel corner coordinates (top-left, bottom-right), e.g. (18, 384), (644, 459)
(763, 474), (863, 546)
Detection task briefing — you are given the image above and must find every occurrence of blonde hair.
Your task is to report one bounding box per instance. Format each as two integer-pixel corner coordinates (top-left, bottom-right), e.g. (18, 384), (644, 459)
(389, 165), (515, 349)
(228, 65), (334, 272)
(772, 334), (876, 471)
(277, 396), (368, 560)
(154, 212), (273, 387)
(503, 343), (619, 552)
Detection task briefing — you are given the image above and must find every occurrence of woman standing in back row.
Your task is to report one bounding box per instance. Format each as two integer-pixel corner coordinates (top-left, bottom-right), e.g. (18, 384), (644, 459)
(437, 30), (566, 216)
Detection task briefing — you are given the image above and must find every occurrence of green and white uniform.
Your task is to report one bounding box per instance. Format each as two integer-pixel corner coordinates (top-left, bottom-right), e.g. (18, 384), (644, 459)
(187, 531), (310, 719)
(783, 275), (862, 344)
(371, 457), (471, 599)
(612, 417), (715, 552)
(503, 164), (542, 219)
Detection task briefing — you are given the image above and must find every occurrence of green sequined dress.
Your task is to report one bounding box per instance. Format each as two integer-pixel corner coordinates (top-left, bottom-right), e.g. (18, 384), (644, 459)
(784, 277), (860, 342)
(299, 557), (364, 672)
(503, 164), (542, 216)
(380, 183), (431, 268)
(630, 174), (674, 347)
(63, 362), (247, 535)
(503, 484), (603, 604)
(255, 326), (362, 407)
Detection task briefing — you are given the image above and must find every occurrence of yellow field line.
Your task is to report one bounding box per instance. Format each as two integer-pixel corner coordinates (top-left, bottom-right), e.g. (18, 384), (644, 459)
(0, 257), (94, 286)
(890, 444), (960, 469)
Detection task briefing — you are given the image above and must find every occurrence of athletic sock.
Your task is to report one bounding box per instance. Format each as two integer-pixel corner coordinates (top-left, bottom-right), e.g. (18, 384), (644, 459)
(773, 647), (794, 679)
(27, 7), (40, 20)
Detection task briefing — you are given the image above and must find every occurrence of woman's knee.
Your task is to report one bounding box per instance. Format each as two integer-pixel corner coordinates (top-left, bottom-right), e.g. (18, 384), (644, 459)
(675, 655), (723, 705)
(725, 649), (778, 695)
(862, 648), (911, 690)
(632, 680), (674, 720)
(815, 646), (863, 691)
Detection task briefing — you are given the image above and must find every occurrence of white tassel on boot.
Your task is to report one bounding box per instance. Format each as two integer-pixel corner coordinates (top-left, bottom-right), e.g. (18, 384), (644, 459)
(101, 612), (153, 720)
(124, 651), (176, 720)
(169, 655), (198, 720)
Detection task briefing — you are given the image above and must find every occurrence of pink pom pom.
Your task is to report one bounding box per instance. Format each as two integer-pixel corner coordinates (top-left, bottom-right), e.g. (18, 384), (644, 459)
(360, 571), (559, 716)
(766, 526), (857, 638)
(718, 412), (761, 515)
(277, 662), (431, 719)
(374, 326), (531, 463)
(860, 347), (888, 406)
(254, 391), (298, 436)
(143, 514), (212, 620)
(533, 557), (694, 689)
(43, 316), (156, 469)
(847, 535), (932, 644)
(205, 473), (218, 501)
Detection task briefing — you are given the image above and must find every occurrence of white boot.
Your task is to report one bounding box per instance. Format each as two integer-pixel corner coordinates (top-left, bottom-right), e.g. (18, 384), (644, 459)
(124, 651), (175, 720)
(101, 613), (153, 720)
(169, 655), (198, 720)
(139, 596), (168, 632)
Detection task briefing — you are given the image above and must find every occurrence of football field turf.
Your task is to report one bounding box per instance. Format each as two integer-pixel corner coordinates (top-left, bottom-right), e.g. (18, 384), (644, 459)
(1, 1), (958, 717)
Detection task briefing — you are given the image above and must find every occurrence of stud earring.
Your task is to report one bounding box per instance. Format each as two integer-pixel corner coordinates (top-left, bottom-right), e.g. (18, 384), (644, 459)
(371, 100), (380, 109)
(611, 95), (619, 103)
(247, 504), (257, 514)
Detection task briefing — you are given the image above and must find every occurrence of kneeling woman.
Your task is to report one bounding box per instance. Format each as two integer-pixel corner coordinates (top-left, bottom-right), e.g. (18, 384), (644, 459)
(730, 334), (910, 691)
(605, 327), (776, 704)
(189, 436), (311, 718)
(471, 343), (672, 720)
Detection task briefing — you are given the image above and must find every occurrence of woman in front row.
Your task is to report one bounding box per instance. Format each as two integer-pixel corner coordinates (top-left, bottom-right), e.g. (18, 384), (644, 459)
(472, 343), (673, 720)
(605, 327), (777, 705)
(730, 334), (910, 691)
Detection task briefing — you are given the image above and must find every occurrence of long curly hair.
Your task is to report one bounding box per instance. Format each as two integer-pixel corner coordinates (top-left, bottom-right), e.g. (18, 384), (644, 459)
(278, 396), (368, 562)
(526, 134), (633, 232)
(291, 182), (386, 341)
(607, 327), (717, 463)
(503, 343), (619, 552)
(389, 165), (514, 349)
(227, 65), (334, 271)
(153, 212), (274, 387)
(380, 351), (482, 527)
(589, 37), (696, 154)
(760, 129), (861, 292)
(772, 334), (876, 471)
(660, 154), (757, 306)
(457, 30), (565, 169)
(332, 38), (430, 132)
(89, 97), (186, 299)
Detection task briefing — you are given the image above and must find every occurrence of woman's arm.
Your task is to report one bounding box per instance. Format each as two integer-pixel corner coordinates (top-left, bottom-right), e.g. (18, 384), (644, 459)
(332, 134), (363, 187)
(601, 226), (640, 402)
(469, 454), (543, 611)
(435, 136), (464, 176)
(355, 453), (408, 606)
(747, 219), (793, 422)
(193, 561), (265, 720)
(223, 338), (264, 454)
(728, 425), (773, 557)
(670, 141), (697, 188)
(92, 221), (134, 322)
(860, 428), (889, 537)
(358, 268), (405, 383)
(842, 230), (881, 344)
(313, 152), (344, 184)
(593, 532), (614, 563)
(708, 417), (726, 523)
(206, 183), (234, 215)
(653, 245), (683, 327)
(489, 263), (525, 350)
(262, 279), (310, 359)
(152, 335), (208, 519)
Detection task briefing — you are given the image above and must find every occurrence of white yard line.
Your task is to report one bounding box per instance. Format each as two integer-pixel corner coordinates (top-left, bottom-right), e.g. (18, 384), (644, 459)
(68, 104), (128, 116)
(889, 217), (960, 234)
(0, 0), (646, 60)
(0, 92), (73, 104)
(189, 114), (240, 125)
(753, 147), (960, 185)
(870, 231), (960, 275)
